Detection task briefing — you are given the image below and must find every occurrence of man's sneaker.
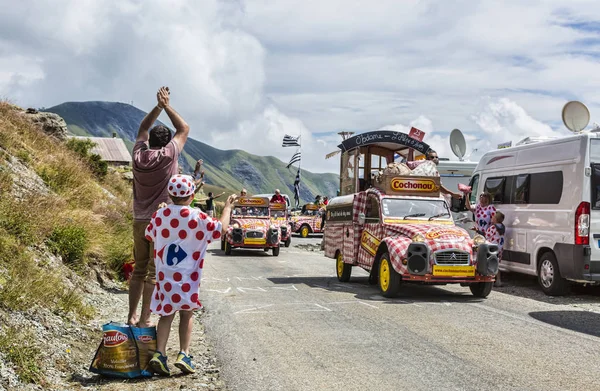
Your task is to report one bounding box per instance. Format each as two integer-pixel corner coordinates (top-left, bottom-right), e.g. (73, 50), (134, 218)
(174, 351), (196, 374)
(149, 351), (170, 376)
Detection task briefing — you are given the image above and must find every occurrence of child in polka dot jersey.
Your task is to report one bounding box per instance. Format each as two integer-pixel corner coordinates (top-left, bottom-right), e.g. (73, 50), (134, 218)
(145, 174), (236, 376)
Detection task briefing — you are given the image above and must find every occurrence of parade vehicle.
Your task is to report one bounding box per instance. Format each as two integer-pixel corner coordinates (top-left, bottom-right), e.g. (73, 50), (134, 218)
(253, 193), (292, 209)
(221, 197), (281, 256)
(323, 130), (499, 298)
(290, 203), (324, 238)
(460, 102), (600, 295)
(270, 202), (292, 247)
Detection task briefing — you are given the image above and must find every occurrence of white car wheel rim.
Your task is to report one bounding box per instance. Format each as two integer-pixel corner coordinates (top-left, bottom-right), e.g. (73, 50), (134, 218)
(540, 260), (554, 288)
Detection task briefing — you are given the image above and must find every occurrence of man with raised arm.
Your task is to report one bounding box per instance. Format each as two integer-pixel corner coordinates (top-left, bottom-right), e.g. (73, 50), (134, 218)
(128, 86), (191, 328)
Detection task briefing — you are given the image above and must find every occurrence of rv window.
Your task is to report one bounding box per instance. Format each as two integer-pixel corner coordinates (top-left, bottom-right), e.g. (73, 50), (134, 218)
(468, 175), (480, 205)
(484, 177), (505, 204)
(591, 140), (600, 163)
(514, 174), (530, 204)
(591, 164), (600, 209)
(529, 171), (562, 204)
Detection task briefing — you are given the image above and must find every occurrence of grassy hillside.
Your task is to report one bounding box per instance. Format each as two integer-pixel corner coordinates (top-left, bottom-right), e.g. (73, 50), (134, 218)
(44, 102), (339, 202)
(0, 102), (134, 385)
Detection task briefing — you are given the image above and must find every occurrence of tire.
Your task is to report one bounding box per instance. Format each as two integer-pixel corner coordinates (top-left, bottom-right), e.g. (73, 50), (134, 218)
(285, 237), (291, 247)
(300, 225), (310, 238)
(469, 282), (493, 298)
(225, 241), (232, 255)
(272, 246), (280, 257)
(368, 268), (378, 285)
(379, 252), (401, 298)
(336, 251), (352, 282)
(537, 252), (569, 296)
(221, 239), (225, 251)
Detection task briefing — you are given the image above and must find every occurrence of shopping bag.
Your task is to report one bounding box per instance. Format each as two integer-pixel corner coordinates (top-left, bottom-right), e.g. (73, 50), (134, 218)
(89, 322), (156, 378)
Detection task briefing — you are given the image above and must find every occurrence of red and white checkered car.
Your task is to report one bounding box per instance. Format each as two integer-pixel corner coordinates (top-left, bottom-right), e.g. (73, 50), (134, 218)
(291, 204), (324, 237)
(222, 198), (282, 256)
(325, 187), (499, 283)
(270, 203), (292, 244)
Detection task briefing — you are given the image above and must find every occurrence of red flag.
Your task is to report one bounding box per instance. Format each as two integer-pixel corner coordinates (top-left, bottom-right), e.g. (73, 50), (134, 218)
(409, 127), (425, 142)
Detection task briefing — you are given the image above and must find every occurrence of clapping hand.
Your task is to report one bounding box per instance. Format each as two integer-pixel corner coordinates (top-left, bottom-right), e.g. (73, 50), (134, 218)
(225, 194), (238, 207)
(156, 86), (170, 109)
(158, 202), (167, 209)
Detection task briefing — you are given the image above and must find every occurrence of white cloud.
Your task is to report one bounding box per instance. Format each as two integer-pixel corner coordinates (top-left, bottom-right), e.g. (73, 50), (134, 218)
(1, 0), (600, 175)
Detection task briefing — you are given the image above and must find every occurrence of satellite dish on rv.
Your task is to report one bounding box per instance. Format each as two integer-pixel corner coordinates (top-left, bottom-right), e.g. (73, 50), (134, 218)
(449, 129), (467, 161)
(562, 101), (590, 133)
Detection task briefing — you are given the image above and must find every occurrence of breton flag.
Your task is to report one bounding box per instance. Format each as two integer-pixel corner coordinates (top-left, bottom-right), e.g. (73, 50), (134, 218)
(282, 134), (301, 147)
(293, 168), (301, 208)
(287, 150), (301, 168)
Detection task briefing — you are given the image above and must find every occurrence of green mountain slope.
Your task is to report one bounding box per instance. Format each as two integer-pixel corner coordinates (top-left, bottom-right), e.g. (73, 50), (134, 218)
(44, 101), (339, 202)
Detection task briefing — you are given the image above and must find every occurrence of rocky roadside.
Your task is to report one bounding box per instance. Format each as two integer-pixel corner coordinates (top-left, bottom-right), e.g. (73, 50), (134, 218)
(72, 276), (228, 391)
(0, 267), (228, 391)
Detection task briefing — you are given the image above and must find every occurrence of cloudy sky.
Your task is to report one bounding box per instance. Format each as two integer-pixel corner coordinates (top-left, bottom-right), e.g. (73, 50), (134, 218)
(2, 0), (600, 173)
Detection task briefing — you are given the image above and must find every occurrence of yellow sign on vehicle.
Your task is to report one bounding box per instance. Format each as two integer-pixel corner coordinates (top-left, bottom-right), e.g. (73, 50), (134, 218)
(390, 177), (439, 192)
(432, 265), (475, 277)
(360, 230), (380, 256)
(244, 238), (266, 245)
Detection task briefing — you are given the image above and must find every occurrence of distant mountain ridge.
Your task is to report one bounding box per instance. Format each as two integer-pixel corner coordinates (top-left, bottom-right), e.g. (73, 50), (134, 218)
(44, 101), (339, 203)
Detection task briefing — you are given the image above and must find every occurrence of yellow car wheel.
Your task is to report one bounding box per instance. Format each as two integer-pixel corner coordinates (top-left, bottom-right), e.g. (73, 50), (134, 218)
(336, 252), (351, 282)
(300, 225), (310, 238)
(379, 252), (400, 298)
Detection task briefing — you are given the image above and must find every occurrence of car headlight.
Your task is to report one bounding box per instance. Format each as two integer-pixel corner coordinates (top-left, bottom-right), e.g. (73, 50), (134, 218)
(412, 233), (426, 243)
(473, 234), (486, 246)
(233, 223), (240, 229)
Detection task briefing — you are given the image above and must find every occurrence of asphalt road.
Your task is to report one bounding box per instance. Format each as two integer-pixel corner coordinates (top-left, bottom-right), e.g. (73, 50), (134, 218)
(200, 235), (600, 391)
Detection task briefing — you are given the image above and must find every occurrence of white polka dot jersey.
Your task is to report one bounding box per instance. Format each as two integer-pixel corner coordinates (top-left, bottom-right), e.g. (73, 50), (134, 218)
(145, 205), (222, 316)
(472, 203), (496, 233)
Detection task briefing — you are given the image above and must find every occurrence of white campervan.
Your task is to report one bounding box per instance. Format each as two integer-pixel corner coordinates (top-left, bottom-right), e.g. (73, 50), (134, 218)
(465, 133), (600, 295)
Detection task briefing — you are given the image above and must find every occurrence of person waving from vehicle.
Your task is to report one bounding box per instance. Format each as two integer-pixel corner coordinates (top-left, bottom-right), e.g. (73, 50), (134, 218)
(271, 189), (286, 203)
(407, 150), (461, 199)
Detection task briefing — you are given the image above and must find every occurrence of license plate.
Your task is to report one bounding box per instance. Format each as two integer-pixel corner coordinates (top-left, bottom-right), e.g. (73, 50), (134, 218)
(244, 238), (266, 245)
(432, 265), (475, 277)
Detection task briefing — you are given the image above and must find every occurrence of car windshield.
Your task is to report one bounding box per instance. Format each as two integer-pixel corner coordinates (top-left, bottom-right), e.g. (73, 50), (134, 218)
(271, 210), (287, 218)
(381, 198), (450, 220)
(232, 206), (269, 217)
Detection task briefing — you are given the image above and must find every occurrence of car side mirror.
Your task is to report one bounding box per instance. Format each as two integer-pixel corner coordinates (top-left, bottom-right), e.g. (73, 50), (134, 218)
(450, 195), (469, 213)
(455, 212), (472, 223)
(357, 212), (366, 225)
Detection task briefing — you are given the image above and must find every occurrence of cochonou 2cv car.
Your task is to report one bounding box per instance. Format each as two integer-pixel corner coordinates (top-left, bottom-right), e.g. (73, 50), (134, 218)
(221, 197), (282, 256)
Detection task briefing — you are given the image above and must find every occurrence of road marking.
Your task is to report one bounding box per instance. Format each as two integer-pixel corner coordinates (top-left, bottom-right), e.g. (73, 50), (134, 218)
(328, 300), (380, 309)
(358, 301), (379, 309)
(233, 304), (274, 314)
(273, 285), (298, 291)
(237, 287), (268, 293)
(204, 287), (232, 294)
(313, 303), (332, 312)
(236, 276), (264, 281)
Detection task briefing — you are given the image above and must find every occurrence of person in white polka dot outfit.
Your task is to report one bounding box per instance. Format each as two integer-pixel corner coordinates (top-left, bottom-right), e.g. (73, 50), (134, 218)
(145, 174), (236, 376)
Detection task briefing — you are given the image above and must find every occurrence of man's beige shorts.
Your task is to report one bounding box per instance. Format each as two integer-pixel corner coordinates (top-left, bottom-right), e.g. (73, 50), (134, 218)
(132, 220), (156, 285)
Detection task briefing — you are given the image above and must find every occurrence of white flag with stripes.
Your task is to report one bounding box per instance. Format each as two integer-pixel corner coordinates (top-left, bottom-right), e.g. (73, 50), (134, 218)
(282, 134), (301, 147)
(287, 150), (301, 168)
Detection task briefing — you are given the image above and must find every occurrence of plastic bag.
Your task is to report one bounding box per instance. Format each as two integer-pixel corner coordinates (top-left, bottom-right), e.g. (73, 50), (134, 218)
(89, 322), (156, 378)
